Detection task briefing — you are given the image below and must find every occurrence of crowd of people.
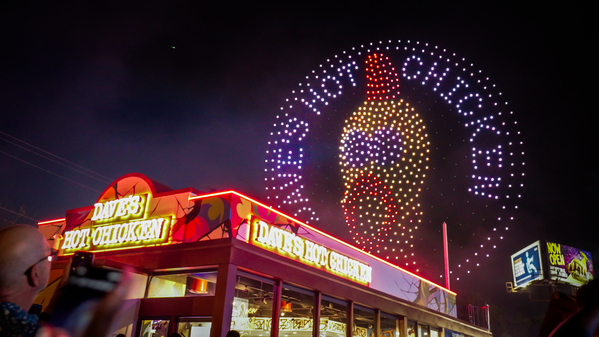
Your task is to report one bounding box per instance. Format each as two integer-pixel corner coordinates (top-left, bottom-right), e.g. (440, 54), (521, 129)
(0, 224), (597, 337)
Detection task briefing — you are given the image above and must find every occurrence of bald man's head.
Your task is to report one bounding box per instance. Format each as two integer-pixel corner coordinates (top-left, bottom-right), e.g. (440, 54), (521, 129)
(0, 225), (51, 308)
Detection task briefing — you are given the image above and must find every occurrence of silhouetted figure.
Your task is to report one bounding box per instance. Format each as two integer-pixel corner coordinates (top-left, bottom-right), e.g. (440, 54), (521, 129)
(547, 279), (599, 337)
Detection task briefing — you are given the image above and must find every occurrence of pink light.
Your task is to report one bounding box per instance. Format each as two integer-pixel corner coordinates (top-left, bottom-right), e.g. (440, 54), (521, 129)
(189, 190), (457, 296)
(443, 222), (450, 290)
(38, 218), (66, 225)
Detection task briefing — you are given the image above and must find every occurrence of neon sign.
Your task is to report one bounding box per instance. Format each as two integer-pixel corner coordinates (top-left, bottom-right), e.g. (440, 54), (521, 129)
(61, 218), (169, 250)
(250, 218), (372, 285)
(91, 194), (146, 222)
(59, 193), (171, 253)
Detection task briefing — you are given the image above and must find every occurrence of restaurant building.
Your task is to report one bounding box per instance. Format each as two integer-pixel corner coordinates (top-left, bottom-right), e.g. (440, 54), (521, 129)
(35, 173), (492, 337)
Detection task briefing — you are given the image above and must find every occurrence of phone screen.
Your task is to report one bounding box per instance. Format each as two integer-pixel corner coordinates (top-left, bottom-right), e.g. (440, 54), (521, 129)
(49, 265), (122, 336)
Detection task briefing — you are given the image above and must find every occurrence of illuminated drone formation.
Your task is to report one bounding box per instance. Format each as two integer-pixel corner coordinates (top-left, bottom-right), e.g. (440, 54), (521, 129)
(340, 54), (429, 264)
(265, 40), (524, 280)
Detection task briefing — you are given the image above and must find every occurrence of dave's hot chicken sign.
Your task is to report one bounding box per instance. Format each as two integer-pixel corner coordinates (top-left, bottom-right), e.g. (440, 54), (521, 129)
(56, 174), (177, 254)
(249, 217), (372, 285)
(60, 194), (171, 252)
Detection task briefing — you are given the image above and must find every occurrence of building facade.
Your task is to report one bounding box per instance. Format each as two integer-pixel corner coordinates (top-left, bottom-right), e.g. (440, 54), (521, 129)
(36, 173), (491, 337)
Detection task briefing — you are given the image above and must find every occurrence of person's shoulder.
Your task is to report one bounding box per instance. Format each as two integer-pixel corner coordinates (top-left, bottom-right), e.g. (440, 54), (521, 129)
(0, 301), (41, 337)
(0, 301), (28, 315)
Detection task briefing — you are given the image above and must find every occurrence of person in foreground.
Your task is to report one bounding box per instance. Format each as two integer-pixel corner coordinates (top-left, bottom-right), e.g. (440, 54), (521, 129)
(0, 225), (132, 337)
(0, 225), (52, 336)
(549, 279), (599, 337)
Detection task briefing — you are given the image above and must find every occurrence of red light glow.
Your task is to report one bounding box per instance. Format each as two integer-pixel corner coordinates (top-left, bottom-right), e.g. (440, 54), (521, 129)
(38, 218), (66, 225)
(189, 190), (456, 295)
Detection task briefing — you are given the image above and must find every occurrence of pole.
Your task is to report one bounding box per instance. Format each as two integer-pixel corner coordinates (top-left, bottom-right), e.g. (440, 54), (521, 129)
(485, 304), (491, 331)
(443, 222), (450, 290)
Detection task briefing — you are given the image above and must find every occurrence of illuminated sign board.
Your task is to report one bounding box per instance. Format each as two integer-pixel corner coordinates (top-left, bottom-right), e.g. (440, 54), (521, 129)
(511, 241), (543, 288)
(59, 194), (172, 253)
(546, 241), (594, 287)
(91, 194), (145, 222)
(249, 218), (372, 285)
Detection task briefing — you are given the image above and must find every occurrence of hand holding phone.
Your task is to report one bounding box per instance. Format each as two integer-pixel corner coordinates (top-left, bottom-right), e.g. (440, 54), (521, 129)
(70, 251), (94, 272)
(47, 252), (124, 337)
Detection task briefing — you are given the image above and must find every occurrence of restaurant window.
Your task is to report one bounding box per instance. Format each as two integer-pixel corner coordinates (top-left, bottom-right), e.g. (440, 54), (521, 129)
(278, 284), (315, 336)
(147, 271), (217, 298)
(429, 327), (440, 337)
(418, 324), (430, 337)
(110, 272), (148, 337)
(406, 321), (416, 337)
(177, 316), (212, 337)
(127, 272), (149, 299)
(443, 330), (464, 337)
(140, 319), (170, 337)
(230, 272), (275, 336)
(380, 312), (399, 337)
(353, 305), (375, 337)
(321, 295), (348, 337)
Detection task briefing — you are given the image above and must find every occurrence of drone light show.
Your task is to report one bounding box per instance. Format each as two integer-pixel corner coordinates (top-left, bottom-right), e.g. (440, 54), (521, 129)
(265, 40), (524, 282)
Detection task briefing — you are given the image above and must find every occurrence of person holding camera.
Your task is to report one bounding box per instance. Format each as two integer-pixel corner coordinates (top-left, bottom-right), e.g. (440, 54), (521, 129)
(0, 225), (132, 337)
(0, 225), (53, 337)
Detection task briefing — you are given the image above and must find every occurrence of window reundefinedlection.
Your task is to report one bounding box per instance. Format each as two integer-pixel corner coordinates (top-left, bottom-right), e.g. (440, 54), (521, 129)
(407, 320), (417, 337)
(147, 270), (218, 298)
(418, 323), (430, 337)
(140, 319), (170, 337)
(321, 294), (349, 337)
(406, 320), (442, 337)
(279, 283), (315, 334)
(231, 272), (275, 335)
(380, 312), (400, 337)
(177, 316), (212, 337)
(125, 272), (149, 299)
(227, 271), (453, 337)
(354, 304), (375, 337)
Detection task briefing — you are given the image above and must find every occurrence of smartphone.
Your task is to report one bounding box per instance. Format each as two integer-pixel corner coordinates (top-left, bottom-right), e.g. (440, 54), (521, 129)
(49, 263), (122, 336)
(71, 251), (94, 272)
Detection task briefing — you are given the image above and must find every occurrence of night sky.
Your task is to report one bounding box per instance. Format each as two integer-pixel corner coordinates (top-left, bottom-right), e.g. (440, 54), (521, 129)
(0, 3), (595, 335)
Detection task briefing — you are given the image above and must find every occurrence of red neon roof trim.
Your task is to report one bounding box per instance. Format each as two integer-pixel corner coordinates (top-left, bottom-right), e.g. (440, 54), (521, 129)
(38, 218), (66, 225)
(189, 190), (457, 295)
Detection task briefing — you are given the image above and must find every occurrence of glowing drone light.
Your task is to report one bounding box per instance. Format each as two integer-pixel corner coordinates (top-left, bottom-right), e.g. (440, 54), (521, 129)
(339, 53), (429, 264)
(265, 40), (524, 277)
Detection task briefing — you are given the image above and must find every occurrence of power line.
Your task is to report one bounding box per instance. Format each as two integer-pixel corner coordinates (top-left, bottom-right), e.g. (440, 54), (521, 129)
(0, 135), (112, 184)
(0, 131), (112, 183)
(0, 150), (102, 193)
(0, 205), (39, 223)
